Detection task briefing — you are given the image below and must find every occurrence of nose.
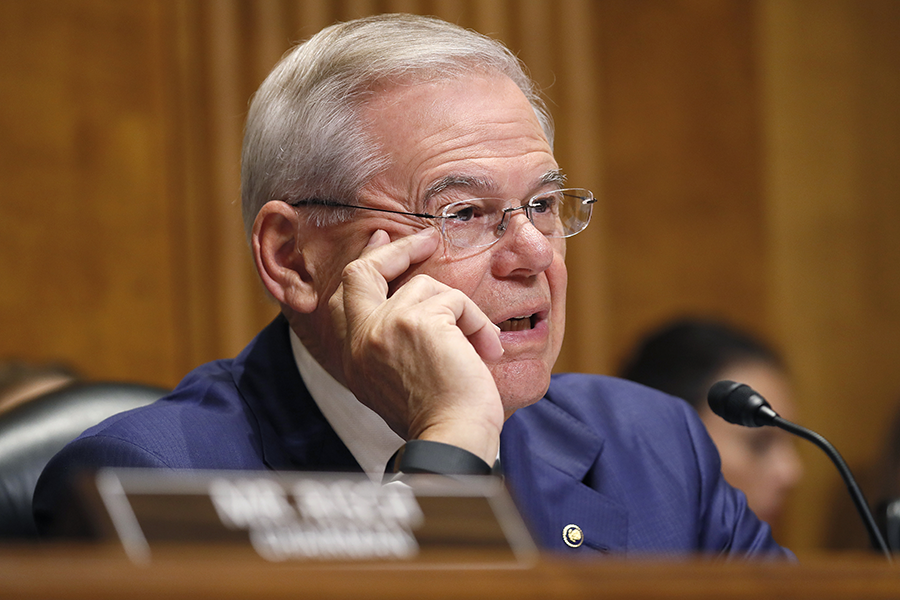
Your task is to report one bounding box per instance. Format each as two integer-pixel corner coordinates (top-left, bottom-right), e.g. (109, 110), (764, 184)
(496, 204), (533, 235)
(774, 439), (804, 490)
(490, 210), (556, 277)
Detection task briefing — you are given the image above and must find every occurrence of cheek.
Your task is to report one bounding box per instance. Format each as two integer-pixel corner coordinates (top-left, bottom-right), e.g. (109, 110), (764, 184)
(550, 255), (568, 323)
(704, 423), (752, 470)
(409, 248), (493, 296)
(552, 257), (568, 297)
(310, 225), (375, 301)
(314, 247), (354, 302)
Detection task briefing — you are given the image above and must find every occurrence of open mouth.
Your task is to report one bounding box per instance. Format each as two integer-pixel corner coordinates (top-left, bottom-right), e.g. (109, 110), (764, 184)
(496, 314), (537, 332)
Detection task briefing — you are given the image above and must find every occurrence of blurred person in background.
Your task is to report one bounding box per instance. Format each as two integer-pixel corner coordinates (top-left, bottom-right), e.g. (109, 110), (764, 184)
(619, 317), (803, 530)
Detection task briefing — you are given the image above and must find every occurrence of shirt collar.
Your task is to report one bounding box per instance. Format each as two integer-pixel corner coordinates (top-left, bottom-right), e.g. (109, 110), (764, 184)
(288, 328), (404, 481)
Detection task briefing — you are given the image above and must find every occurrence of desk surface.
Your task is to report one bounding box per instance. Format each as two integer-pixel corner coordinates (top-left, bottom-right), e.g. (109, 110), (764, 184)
(1, 545), (899, 600)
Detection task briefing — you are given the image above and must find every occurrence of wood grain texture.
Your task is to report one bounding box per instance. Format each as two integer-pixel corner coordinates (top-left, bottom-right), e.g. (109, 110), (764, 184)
(1, 0), (898, 554)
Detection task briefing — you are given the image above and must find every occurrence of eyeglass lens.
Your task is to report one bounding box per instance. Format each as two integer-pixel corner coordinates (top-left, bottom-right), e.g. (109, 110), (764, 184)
(440, 188), (593, 248)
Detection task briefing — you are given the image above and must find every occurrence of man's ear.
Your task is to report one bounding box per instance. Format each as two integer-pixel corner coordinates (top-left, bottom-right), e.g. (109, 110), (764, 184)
(252, 201), (318, 313)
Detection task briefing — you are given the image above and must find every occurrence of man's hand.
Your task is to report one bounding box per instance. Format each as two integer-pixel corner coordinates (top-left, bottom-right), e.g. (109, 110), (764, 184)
(329, 228), (504, 464)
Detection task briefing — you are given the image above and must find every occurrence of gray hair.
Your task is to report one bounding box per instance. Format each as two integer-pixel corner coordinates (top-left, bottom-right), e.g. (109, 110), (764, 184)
(240, 13), (554, 240)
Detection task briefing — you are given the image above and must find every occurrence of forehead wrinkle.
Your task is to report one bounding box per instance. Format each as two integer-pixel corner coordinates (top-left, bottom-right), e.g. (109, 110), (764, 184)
(422, 169), (567, 209)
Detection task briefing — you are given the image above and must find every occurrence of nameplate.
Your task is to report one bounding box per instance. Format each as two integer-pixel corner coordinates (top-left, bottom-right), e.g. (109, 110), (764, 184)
(88, 469), (537, 567)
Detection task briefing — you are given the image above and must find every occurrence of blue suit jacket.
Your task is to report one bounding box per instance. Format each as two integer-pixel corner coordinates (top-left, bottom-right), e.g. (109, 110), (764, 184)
(34, 315), (790, 557)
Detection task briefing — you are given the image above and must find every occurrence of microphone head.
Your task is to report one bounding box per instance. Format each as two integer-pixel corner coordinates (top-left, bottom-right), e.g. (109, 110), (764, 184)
(707, 380), (778, 427)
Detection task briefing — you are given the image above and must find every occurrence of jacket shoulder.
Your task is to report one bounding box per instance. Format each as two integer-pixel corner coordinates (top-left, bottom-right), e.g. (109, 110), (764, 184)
(536, 372), (702, 437)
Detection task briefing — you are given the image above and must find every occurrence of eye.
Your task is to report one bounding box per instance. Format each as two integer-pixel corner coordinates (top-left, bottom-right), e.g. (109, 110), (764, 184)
(529, 193), (560, 214)
(443, 201), (488, 222)
(747, 431), (777, 457)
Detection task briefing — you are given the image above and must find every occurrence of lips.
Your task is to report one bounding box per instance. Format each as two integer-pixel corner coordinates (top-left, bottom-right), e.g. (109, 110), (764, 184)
(496, 314), (537, 332)
(497, 313), (540, 332)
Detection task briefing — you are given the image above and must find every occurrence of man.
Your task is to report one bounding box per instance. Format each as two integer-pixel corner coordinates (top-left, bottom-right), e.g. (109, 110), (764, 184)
(35, 14), (790, 557)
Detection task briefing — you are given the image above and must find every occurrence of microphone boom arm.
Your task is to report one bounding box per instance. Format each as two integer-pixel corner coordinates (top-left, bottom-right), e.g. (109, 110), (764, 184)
(708, 379), (892, 561)
(771, 415), (892, 561)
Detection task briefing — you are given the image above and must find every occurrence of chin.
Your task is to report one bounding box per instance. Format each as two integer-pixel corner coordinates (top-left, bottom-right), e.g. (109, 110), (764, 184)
(492, 359), (552, 416)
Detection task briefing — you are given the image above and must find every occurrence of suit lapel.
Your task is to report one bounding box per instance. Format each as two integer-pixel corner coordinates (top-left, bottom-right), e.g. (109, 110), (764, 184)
(502, 397), (630, 554)
(231, 315), (361, 473)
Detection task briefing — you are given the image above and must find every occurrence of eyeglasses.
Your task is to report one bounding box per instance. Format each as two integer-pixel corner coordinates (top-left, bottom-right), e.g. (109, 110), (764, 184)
(289, 188), (596, 249)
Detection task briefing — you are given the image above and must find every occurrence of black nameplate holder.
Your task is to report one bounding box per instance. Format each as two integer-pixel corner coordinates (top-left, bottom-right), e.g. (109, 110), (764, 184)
(85, 468), (537, 568)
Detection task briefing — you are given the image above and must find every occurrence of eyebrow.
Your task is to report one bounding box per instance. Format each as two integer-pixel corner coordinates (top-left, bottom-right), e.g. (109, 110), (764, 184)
(423, 169), (567, 207)
(540, 169), (567, 187)
(423, 175), (495, 205)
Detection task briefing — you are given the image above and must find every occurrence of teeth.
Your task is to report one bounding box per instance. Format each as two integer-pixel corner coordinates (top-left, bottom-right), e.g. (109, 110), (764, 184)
(497, 315), (533, 332)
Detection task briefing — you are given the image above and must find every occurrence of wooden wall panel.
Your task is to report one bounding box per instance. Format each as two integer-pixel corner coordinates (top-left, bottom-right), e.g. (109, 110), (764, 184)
(597, 0), (769, 371)
(759, 0), (900, 553)
(2, 0), (899, 555)
(0, 1), (184, 386)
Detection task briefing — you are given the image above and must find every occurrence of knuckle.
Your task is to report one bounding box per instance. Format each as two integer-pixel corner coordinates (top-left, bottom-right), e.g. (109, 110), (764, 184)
(341, 258), (367, 280)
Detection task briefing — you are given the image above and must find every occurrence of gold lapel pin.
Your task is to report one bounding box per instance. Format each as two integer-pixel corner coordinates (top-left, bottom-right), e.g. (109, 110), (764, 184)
(562, 524), (584, 548)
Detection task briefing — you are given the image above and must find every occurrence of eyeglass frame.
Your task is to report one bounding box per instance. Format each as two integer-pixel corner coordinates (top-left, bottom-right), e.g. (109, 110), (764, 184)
(287, 187), (596, 249)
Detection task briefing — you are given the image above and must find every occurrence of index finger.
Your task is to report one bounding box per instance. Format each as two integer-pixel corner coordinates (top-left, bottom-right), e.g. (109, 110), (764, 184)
(345, 227), (441, 304)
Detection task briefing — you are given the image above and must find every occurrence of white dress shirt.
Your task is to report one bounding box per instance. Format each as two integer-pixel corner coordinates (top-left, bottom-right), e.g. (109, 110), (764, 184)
(289, 329), (404, 481)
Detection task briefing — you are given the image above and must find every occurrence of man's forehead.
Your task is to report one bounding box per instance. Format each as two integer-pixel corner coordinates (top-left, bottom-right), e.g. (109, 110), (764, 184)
(360, 73), (558, 210)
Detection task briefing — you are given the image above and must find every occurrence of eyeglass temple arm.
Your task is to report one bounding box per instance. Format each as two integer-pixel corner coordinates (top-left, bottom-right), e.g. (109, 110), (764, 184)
(289, 199), (441, 220)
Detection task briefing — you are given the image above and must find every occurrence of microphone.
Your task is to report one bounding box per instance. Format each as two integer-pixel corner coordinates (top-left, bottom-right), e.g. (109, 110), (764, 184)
(708, 380), (892, 561)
